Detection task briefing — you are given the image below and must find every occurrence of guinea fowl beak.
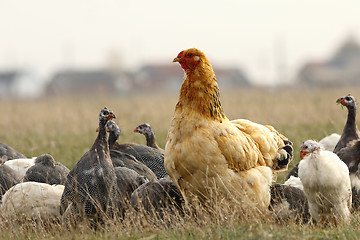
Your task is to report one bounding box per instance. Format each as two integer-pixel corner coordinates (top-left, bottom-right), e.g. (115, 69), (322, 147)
(133, 127), (139, 133)
(336, 97), (344, 104)
(173, 57), (181, 62)
(109, 113), (116, 119)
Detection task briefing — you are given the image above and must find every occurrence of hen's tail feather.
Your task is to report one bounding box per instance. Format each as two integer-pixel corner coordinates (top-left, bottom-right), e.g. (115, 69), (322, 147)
(273, 140), (293, 171)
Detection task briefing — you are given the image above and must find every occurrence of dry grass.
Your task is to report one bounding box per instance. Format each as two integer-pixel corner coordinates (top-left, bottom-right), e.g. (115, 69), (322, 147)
(1, 86), (360, 239)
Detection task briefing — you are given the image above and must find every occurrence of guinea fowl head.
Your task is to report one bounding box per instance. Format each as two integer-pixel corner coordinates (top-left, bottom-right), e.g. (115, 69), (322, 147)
(106, 120), (120, 137)
(173, 48), (209, 74)
(106, 120), (120, 148)
(134, 123), (152, 135)
(99, 107), (116, 123)
(299, 140), (321, 159)
(35, 154), (56, 167)
(336, 94), (356, 109)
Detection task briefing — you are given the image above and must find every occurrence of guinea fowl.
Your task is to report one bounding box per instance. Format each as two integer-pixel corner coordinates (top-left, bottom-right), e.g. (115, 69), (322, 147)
(130, 175), (184, 219)
(60, 107), (117, 227)
(113, 166), (147, 218)
(336, 139), (360, 210)
(23, 154), (70, 185)
(110, 150), (157, 181)
(106, 120), (166, 179)
(0, 159), (21, 201)
(333, 94), (360, 153)
(0, 142), (26, 160)
(134, 123), (164, 152)
(269, 183), (310, 224)
(298, 140), (352, 226)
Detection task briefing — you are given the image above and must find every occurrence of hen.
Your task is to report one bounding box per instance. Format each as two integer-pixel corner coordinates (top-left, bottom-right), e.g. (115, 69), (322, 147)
(165, 48), (293, 210)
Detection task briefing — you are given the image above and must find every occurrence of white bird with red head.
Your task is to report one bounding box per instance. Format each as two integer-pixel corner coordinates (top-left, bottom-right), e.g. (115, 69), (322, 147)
(298, 140), (352, 226)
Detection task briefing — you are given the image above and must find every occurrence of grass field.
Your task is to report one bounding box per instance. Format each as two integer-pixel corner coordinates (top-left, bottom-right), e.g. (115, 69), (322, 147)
(1, 86), (360, 239)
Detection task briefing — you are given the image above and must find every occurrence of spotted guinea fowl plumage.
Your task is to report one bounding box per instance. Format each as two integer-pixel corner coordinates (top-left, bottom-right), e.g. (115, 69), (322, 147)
(130, 175), (184, 218)
(0, 142), (26, 160)
(336, 139), (360, 210)
(106, 120), (166, 179)
(110, 149), (157, 181)
(269, 183), (310, 224)
(113, 166), (147, 218)
(23, 154), (70, 185)
(60, 107), (117, 227)
(0, 159), (21, 201)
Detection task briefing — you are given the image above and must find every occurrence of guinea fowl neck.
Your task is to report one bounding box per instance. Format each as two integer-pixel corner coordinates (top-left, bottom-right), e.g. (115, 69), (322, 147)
(108, 127), (120, 149)
(177, 62), (226, 123)
(94, 119), (109, 150)
(145, 131), (157, 148)
(345, 106), (358, 131)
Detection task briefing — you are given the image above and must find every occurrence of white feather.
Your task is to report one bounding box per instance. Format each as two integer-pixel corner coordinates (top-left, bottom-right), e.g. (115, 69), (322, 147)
(1, 182), (64, 220)
(284, 176), (304, 191)
(4, 158), (36, 179)
(298, 146), (351, 224)
(318, 133), (341, 152)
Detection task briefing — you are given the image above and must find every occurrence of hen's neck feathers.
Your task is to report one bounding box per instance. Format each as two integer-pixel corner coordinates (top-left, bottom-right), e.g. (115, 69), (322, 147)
(176, 60), (226, 123)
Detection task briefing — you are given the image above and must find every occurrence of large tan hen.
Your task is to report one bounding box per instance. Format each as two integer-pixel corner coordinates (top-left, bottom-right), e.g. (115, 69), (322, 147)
(165, 48), (293, 210)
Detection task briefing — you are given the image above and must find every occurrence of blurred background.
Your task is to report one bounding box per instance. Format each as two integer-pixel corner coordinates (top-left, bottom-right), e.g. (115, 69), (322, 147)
(0, 0), (360, 99)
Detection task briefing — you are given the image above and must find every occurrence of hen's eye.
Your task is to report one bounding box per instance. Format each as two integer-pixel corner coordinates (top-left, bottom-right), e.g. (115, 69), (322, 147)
(345, 97), (351, 101)
(188, 53), (193, 57)
(103, 111), (109, 115)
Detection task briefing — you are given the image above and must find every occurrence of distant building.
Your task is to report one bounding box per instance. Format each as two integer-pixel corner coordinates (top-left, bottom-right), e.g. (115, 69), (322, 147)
(46, 69), (133, 96)
(298, 37), (360, 86)
(0, 70), (42, 98)
(135, 64), (250, 92)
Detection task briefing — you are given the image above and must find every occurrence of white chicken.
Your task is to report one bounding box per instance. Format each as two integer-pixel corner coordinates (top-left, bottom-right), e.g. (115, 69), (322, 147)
(284, 176), (304, 191)
(1, 182), (64, 220)
(298, 140), (352, 225)
(4, 157), (36, 180)
(318, 133), (341, 152)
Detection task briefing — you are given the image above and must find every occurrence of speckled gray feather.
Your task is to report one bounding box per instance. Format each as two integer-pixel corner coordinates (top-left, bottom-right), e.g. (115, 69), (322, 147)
(23, 154), (69, 185)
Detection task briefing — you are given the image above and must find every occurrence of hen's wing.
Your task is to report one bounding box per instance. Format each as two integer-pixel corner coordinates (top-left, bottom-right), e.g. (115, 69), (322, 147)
(230, 119), (293, 171)
(210, 120), (266, 172)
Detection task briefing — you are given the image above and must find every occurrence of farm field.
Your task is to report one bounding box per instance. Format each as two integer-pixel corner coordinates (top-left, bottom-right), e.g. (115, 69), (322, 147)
(1, 86), (360, 239)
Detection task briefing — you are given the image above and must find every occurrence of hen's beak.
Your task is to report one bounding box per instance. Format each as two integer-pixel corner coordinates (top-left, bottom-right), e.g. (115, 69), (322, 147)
(173, 57), (181, 62)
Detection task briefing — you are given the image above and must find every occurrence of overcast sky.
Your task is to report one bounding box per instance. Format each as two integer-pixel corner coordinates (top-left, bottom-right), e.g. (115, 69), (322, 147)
(0, 0), (359, 85)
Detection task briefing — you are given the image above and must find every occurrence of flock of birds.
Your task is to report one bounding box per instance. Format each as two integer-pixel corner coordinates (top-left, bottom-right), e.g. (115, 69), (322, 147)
(0, 48), (360, 229)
